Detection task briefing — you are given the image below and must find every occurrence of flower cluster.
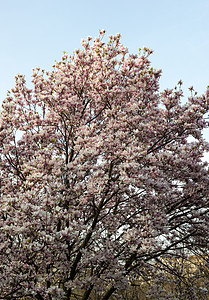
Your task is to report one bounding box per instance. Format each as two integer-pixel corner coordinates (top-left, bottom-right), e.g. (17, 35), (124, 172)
(0, 31), (209, 299)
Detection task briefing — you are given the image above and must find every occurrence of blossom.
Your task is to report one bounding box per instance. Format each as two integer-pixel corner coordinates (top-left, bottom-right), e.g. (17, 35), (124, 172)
(0, 30), (208, 299)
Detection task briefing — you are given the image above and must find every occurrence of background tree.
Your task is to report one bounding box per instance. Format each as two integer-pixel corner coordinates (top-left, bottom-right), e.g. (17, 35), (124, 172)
(0, 30), (209, 299)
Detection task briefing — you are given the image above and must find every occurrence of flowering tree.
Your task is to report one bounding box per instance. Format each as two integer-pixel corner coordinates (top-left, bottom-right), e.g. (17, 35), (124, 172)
(0, 30), (209, 299)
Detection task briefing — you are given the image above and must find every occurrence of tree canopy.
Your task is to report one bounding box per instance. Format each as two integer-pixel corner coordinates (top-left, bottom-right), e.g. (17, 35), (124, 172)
(0, 30), (209, 299)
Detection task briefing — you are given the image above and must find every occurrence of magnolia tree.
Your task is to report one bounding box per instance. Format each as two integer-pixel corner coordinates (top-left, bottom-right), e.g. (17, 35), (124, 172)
(0, 30), (209, 299)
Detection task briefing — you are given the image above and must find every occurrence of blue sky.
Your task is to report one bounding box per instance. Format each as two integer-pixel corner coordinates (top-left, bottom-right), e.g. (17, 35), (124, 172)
(0, 0), (208, 100)
(0, 0), (209, 145)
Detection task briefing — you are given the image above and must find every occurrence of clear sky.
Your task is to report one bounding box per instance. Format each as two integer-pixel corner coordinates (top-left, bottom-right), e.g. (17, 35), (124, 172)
(0, 0), (209, 145)
(1, 0), (209, 99)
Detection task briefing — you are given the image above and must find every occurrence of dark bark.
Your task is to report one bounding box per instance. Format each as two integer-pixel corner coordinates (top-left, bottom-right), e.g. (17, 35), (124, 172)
(81, 285), (94, 300)
(101, 286), (116, 300)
